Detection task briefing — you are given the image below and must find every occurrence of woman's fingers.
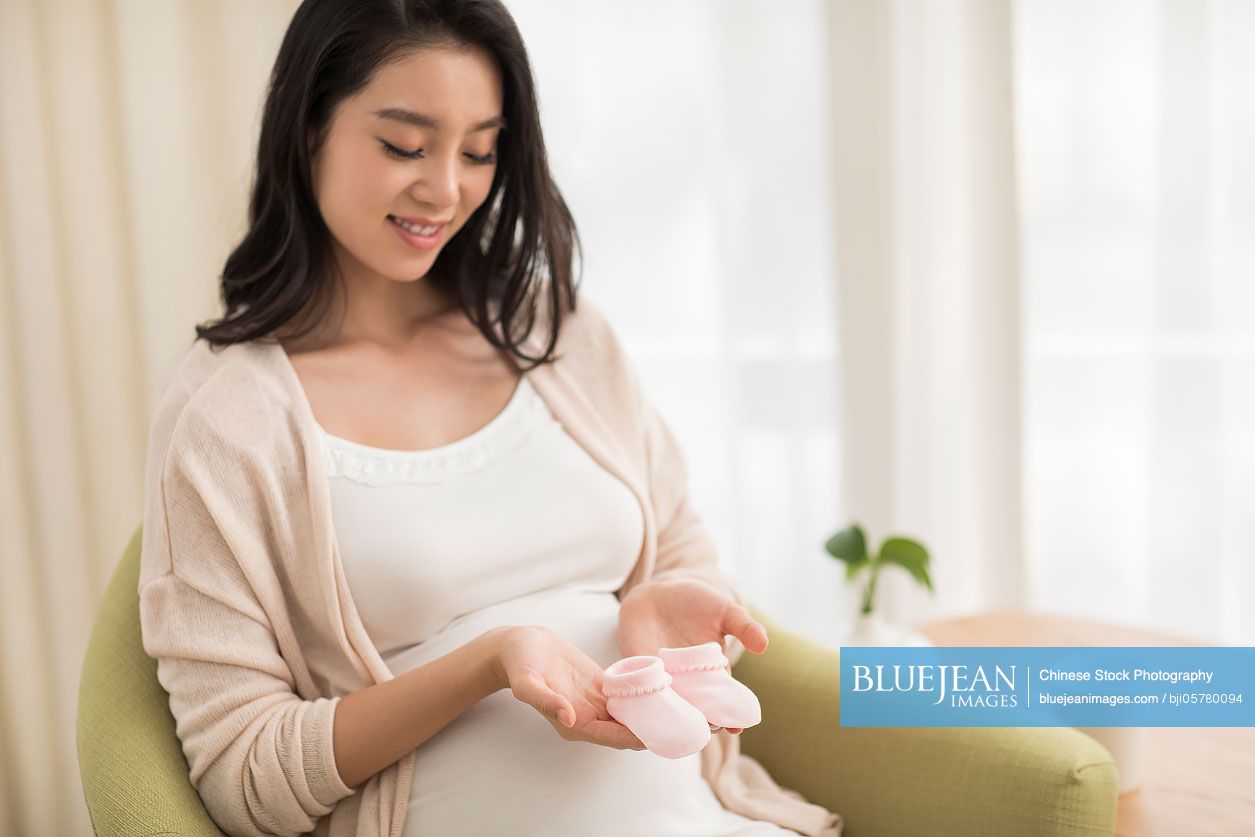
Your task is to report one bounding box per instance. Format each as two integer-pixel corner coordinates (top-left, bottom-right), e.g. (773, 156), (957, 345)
(522, 672), (576, 728)
(524, 671), (644, 748)
(578, 717), (646, 750)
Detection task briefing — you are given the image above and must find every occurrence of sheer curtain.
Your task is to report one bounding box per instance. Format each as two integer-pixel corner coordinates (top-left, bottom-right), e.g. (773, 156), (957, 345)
(1015, 0), (1255, 644)
(505, 0), (849, 644)
(825, 0), (1255, 645)
(826, 0), (1026, 630)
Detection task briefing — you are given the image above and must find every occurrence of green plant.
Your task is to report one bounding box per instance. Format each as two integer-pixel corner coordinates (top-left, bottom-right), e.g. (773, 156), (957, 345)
(824, 523), (933, 615)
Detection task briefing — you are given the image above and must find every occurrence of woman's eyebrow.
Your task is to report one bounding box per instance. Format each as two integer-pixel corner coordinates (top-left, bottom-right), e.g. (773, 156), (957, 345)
(372, 107), (507, 132)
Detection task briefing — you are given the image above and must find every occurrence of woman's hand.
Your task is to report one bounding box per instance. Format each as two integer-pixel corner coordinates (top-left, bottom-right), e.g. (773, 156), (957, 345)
(617, 578), (769, 734)
(491, 626), (646, 751)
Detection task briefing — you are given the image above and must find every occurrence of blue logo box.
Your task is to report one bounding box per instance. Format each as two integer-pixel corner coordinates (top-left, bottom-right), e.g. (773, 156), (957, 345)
(839, 646), (1255, 727)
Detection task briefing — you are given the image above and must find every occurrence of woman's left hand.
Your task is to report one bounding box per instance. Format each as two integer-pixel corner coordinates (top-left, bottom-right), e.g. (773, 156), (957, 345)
(616, 577), (769, 734)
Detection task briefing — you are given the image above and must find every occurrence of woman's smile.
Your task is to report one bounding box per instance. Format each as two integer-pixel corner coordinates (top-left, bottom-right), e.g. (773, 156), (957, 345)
(387, 214), (446, 250)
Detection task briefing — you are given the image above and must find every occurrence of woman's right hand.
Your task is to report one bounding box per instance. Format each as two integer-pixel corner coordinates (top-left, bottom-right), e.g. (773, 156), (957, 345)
(490, 626), (646, 751)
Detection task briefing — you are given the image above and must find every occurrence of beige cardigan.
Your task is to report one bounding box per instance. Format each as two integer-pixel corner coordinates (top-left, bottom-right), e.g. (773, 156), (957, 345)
(139, 295), (843, 837)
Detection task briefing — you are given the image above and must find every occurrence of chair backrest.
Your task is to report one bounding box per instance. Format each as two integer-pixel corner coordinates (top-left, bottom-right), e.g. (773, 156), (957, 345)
(76, 524), (225, 836)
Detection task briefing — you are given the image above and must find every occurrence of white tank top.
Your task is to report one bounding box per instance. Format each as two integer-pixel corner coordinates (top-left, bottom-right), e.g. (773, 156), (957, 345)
(323, 373), (790, 836)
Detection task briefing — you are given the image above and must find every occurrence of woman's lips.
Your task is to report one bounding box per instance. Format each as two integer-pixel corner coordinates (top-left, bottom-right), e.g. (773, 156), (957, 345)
(387, 215), (444, 250)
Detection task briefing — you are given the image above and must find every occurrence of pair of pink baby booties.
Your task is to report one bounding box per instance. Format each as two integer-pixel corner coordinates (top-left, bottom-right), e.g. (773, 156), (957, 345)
(601, 641), (761, 759)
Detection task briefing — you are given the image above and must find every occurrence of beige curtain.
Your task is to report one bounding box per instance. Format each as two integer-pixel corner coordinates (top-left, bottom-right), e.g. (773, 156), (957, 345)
(0, 2), (298, 833)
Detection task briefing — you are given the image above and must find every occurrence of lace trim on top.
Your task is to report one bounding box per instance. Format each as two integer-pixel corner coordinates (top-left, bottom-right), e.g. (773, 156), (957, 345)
(668, 658), (730, 674)
(603, 672), (674, 698)
(321, 375), (547, 485)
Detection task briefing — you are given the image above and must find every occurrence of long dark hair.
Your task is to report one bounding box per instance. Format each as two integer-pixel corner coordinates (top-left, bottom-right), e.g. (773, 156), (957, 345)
(195, 0), (581, 371)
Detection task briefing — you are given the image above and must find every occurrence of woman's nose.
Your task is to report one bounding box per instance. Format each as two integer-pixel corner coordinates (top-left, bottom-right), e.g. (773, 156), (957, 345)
(411, 153), (460, 208)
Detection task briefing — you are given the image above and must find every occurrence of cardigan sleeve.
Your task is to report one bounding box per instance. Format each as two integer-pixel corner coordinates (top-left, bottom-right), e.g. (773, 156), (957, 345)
(139, 409), (356, 836)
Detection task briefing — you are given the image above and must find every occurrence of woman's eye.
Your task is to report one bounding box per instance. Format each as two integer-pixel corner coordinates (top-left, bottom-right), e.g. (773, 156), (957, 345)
(381, 140), (421, 160)
(380, 141), (496, 165)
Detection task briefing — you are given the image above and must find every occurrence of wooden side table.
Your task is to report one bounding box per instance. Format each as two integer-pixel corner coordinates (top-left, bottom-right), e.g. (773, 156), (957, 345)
(917, 611), (1255, 837)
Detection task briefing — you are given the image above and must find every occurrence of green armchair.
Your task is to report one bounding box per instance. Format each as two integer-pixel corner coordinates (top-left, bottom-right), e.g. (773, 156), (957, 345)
(78, 526), (1118, 836)
(733, 612), (1119, 835)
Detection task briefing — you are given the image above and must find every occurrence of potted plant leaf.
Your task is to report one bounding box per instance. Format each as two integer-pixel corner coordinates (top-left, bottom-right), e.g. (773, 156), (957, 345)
(824, 522), (935, 646)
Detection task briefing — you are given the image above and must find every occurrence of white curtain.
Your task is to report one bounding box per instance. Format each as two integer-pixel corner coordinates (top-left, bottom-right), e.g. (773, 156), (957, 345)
(827, 0), (1255, 646)
(1015, 0), (1255, 645)
(827, 0), (1026, 628)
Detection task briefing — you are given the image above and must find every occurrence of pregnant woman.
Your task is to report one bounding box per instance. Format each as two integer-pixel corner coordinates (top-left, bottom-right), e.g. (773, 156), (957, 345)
(138, 1), (843, 835)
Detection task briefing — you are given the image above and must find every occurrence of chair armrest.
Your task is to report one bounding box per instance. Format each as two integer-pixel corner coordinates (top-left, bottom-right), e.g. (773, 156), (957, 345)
(733, 606), (1118, 836)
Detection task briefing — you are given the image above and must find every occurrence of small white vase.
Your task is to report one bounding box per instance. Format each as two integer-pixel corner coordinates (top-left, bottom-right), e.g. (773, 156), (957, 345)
(1075, 726), (1146, 794)
(842, 612), (933, 647)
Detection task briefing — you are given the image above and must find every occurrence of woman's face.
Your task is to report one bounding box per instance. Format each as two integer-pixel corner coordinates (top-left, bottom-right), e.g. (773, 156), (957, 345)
(311, 44), (504, 289)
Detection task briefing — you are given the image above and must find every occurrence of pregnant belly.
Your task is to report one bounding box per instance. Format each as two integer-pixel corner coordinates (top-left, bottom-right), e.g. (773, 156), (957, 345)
(387, 588), (771, 837)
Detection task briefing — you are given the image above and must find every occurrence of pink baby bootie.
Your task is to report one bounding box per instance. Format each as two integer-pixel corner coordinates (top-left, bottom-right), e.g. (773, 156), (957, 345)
(657, 641), (762, 730)
(602, 656), (711, 759)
